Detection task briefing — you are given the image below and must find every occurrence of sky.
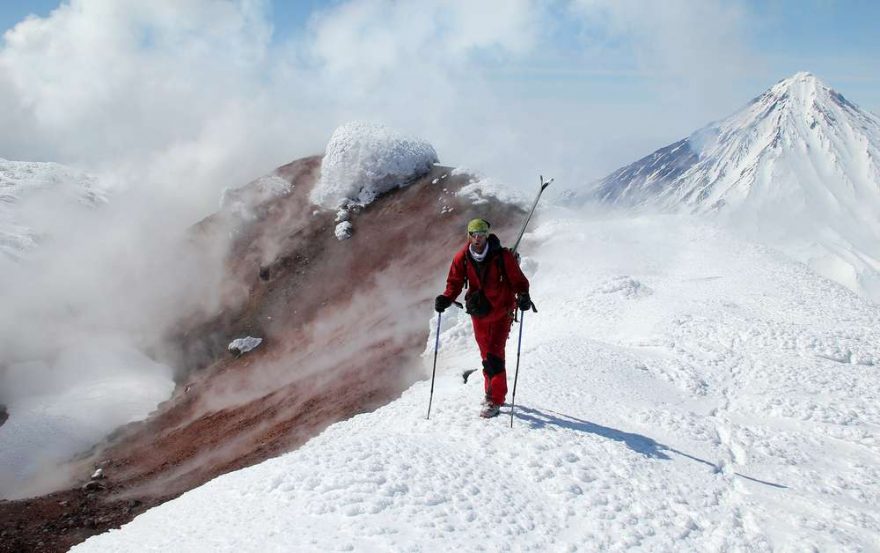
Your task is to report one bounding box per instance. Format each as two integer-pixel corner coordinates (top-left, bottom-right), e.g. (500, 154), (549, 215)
(0, 0), (878, 210)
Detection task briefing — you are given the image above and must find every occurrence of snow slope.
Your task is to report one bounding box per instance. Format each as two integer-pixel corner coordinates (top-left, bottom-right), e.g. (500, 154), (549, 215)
(0, 338), (175, 499)
(579, 72), (880, 303)
(0, 159), (177, 500)
(0, 158), (106, 262)
(74, 210), (880, 552)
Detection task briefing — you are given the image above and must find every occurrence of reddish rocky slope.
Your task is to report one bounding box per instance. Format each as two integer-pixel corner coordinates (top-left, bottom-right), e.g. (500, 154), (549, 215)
(0, 158), (524, 552)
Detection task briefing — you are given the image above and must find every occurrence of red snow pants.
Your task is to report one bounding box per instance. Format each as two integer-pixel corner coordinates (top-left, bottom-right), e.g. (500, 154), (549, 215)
(472, 314), (513, 405)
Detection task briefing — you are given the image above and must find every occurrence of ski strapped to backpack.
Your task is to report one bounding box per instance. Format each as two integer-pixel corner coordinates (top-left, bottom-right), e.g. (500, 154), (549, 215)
(512, 175), (553, 254)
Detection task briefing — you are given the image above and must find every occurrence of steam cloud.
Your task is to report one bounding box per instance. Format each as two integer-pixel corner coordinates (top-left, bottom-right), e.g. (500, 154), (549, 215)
(0, 0), (757, 497)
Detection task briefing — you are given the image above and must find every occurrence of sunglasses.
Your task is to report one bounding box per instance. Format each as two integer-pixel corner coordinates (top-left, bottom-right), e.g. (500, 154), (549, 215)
(468, 231), (488, 237)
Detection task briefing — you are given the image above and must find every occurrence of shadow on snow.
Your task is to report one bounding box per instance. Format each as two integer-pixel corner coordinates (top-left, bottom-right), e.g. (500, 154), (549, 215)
(512, 405), (787, 490)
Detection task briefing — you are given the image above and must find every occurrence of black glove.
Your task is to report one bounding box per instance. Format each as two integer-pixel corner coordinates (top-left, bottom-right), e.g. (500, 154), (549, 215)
(435, 295), (452, 313)
(517, 293), (532, 311)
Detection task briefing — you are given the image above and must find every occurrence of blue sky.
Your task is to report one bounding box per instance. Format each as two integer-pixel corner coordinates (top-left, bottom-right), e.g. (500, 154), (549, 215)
(0, 1), (878, 189)
(2, 1), (877, 113)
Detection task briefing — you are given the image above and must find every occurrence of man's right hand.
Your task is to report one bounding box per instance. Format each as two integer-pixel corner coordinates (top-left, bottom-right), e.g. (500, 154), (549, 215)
(435, 295), (452, 313)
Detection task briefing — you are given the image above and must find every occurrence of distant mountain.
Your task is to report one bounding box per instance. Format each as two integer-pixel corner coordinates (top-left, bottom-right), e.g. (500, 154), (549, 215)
(0, 159), (106, 261)
(578, 72), (880, 301)
(588, 72), (880, 214)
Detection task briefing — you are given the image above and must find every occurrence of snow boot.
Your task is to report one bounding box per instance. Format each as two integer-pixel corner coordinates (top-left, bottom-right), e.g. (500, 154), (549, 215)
(480, 402), (501, 418)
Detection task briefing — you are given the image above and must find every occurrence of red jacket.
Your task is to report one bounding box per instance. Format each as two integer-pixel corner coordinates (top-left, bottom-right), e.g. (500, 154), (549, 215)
(443, 234), (530, 322)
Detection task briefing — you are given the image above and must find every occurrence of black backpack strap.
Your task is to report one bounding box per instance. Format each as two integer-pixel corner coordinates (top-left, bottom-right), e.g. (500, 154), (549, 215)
(462, 252), (469, 289)
(465, 246), (509, 289)
(496, 248), (509, 283)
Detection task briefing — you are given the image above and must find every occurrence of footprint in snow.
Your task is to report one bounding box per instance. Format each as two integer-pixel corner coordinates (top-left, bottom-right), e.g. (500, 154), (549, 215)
(594, 276), (653, 298)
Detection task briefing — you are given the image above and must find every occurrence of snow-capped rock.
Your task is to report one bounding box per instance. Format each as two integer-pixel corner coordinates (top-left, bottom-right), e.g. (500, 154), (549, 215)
(228, 337), (263, 356)
(334, 221), (353, 241)
(311, 122), (438, 209)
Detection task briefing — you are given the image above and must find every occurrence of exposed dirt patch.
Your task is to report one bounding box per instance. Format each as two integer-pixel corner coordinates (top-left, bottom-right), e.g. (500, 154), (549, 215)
(0, 160), (524, 552)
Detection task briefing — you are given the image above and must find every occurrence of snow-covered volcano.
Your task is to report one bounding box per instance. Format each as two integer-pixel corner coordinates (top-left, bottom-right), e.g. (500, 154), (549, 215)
(581, 72), (880, 301)
(591, 72), (880, 213)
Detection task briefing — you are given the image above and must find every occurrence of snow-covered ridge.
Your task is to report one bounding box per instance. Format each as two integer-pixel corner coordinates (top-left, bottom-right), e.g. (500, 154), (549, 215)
(0, 159), (106, 261)
(311, 121), (438, 209)
(72, 213), (880, 551)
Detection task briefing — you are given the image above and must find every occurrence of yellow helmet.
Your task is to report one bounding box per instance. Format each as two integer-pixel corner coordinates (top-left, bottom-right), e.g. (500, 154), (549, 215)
(466, 218), (490, 233)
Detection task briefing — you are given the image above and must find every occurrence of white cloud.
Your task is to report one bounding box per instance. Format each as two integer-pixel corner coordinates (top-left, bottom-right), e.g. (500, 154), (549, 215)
(0, 0), (762, 207)
(0, 0), (553, 212)
(0, 0), (767, 494)
(0, 0), (763, 358)
(568, 0), (755, 112)
(0, 0), (760, 370)
(1, 1), (283, 211)
(0, 0), (553, 421)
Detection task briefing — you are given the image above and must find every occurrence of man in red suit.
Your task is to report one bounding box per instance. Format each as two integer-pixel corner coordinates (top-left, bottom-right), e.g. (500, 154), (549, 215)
(435, 218), (532, 418)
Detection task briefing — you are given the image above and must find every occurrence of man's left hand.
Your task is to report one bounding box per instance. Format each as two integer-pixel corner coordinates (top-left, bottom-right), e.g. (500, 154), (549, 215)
(517, 293), (532, 311)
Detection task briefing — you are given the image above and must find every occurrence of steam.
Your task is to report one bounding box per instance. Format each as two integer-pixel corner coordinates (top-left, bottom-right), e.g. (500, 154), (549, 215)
(0, 1), (761, 203)
(0, 0), (759, 497)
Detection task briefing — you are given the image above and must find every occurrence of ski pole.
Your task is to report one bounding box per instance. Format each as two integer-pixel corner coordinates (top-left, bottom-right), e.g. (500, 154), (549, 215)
(509, 311), (525, 428)
(426, 311), (442, 420)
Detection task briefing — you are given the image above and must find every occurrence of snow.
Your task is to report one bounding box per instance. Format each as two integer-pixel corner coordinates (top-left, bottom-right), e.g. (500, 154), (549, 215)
(0, 339), (174, 499)
(452, 167), (529, 209)
(0, 158), (106, 262)
(335, 221), (353, 241)
(582, 72), (880, 303)
(73, 210), (880, 552)
(227, 336), (263, 355)
(219, 175), (292, 220)
(311, 121), (438, 209)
